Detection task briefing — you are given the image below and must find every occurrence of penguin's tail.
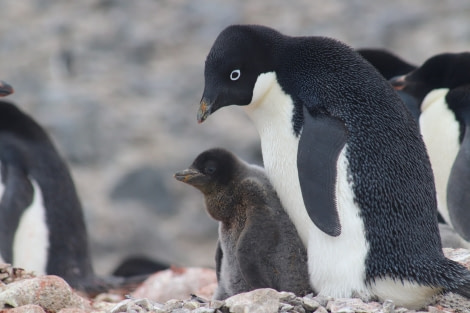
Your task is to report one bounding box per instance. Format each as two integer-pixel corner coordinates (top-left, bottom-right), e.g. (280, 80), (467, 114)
(444, 259), (470, 300)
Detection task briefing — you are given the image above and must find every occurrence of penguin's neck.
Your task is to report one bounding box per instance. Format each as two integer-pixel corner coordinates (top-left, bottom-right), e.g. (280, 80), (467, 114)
(419, 88), (460, 224)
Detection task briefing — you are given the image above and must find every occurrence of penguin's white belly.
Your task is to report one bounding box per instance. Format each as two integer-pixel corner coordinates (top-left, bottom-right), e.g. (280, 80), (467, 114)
(13, 179), (49, 275)
(419, 88), (459, 225)
(245, 72), (370, 297)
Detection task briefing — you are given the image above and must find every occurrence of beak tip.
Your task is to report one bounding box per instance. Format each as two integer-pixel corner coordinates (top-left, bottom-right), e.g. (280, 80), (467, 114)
(197, 98), (212, 124)
(0, 80), (14, 97)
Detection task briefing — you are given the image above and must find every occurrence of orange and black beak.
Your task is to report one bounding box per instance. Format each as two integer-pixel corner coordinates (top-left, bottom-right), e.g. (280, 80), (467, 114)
(389, 75), (407, 91)
(197, 97), (213, 124)
(0, 80), (14, 97)
(174, 168), (204, 184)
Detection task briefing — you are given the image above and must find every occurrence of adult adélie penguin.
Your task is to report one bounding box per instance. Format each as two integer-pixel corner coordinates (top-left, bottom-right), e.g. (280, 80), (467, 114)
(0, 99), (95, 290)
(197, 24), (470, 309)
(390, 53), (470, 242)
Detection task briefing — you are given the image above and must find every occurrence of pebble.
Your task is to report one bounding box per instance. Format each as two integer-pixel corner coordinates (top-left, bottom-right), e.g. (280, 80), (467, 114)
(2, 262), (470, 313)
(302, 296), (320, 311)
(382, 299), (395, 313)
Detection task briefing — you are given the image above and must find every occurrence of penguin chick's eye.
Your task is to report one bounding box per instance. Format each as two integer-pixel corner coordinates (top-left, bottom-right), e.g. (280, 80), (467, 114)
(230, 69), (241, 81)
(205, 166), (216, 175)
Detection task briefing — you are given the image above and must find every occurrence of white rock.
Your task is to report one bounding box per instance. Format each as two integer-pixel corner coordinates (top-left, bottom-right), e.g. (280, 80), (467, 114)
(224, 288), (280, 313)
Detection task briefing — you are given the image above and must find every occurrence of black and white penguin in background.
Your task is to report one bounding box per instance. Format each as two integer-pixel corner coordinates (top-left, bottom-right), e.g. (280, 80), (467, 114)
(391, 52), (470, 244)
(0, 99), (155, 294)
(196, 25), (470, 309)
(0, 84), (154, 293)
(174, 148), (311, 300)
(356, 49), (469, 248)
(0, 98), (96, 290)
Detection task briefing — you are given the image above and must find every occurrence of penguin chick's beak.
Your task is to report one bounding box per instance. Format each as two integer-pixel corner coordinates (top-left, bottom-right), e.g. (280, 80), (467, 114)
(174, 168), (203, 184)
(389, 75), (406, 91)
(197, 98), (213, 124)
(0, 80), (14, 97)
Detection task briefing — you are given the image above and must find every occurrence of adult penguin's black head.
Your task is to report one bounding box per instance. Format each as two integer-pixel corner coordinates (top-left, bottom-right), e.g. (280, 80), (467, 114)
(390, 52), (470, 103)
(174, 148), (237, 194)
(0, 80), (14, 97)
(198, 25), (280, 123)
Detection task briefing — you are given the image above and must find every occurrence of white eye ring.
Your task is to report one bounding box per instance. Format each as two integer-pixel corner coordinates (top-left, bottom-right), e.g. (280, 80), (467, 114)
(230, 69), (241, 81)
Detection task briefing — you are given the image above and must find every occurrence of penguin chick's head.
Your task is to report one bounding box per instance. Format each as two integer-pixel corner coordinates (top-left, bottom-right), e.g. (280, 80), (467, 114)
(198, 25), (279, 123)
(174, 148), (237, 194)
(0, 80), (14, 96)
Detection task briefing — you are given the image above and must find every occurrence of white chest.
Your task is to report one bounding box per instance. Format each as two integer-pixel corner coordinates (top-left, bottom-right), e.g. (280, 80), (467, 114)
(419, 88), (460, 224)
(13, 178), (50, 275)
(243, 72), (369, 297)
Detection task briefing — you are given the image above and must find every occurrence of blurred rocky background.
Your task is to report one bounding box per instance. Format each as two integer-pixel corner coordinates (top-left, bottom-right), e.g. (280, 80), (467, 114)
(0, 0), (469, 276)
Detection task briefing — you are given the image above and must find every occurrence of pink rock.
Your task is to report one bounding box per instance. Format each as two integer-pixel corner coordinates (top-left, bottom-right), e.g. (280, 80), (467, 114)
(3, 304), (46, 313)
(131, 266), (217, 302)
(0, 275), (91, 313)
(443, 248), (470, 269)
(57, 309), (91, 313)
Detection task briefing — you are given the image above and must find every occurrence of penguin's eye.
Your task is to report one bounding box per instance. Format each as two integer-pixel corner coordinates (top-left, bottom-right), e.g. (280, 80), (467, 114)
(230, 69), (241, 81)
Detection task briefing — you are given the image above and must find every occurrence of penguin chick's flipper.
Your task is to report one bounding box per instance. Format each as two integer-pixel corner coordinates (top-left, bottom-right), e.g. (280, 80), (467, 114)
(236, 206), (279, 290)
(446, 85), (470, 241)
(215, 239), (223, 282)
(297, 106), (347, 237)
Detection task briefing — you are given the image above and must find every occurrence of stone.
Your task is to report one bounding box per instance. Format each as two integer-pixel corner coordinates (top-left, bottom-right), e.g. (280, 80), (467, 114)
(224, 289), (280, 313)
(5, 304), (46, 313)
(193, 308), (216, 313)
(382, 299), (395, 313)
(209, 300), (225, 309)
(302, 296), (320, 311)
(57, 309), (89, 313)
(443, 248), (470, 269)
(313, 307), (328, 313)
(183, 300), (201, 310)
(0, 275), (90, 313)
(311, 295), (333, 307)
(326, 298), (382, 313)
(279, 303), (294, 312)
(132, 267), (217, 302)
(164, 299), (184, 311)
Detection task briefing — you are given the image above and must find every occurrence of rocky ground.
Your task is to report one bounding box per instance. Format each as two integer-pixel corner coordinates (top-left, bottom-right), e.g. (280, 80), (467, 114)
(2, 249), (470, 313)
(0, 0), (470, 275)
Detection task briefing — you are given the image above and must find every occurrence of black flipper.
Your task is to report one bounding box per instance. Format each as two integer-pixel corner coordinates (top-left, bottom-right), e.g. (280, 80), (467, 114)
(446, 86), (470, 241)
(297, 106), (347, 237)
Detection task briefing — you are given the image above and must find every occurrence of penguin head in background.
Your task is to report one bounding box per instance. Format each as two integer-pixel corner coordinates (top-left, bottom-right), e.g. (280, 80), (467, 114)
(174, 148), (236, 195)
(0, 80), (14, 97)
(198, 25), (277, 123)
(356, 48), (416, 80)
(390, 52), (470, 105)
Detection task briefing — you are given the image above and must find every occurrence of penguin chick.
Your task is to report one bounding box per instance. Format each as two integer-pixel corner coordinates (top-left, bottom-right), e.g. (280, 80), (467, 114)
(174, 148), (312, 300)
(197, 24), (470, 309)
